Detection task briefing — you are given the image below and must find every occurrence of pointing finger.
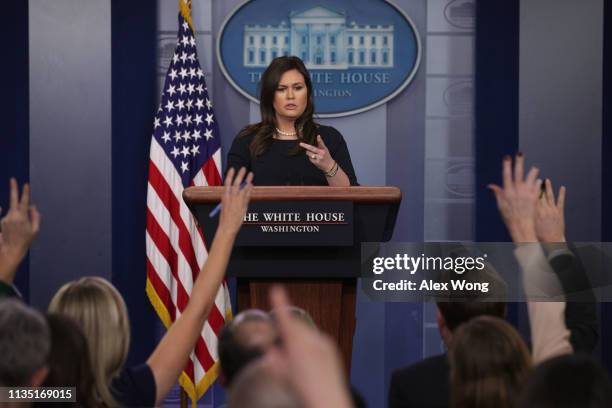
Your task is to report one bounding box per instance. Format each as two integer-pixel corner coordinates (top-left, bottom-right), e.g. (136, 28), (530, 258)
(316, 135), (327, 149)
(20, 183), (30, 212)
(9, 178), (18, 210)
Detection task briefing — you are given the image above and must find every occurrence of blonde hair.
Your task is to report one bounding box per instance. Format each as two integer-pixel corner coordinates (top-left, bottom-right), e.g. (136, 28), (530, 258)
(49, 277), (130, 407)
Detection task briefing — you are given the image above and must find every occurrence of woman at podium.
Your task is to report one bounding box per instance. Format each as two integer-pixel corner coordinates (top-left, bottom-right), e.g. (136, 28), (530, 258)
(227, 56), (358, 186)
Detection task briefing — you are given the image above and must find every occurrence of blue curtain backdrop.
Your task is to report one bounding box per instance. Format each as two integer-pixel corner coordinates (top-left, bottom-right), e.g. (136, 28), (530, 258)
(475, 0), (520, 327)
(602, 0), (612, 374)
(1, 0), (30, 302)
(111, 0), (159, 367)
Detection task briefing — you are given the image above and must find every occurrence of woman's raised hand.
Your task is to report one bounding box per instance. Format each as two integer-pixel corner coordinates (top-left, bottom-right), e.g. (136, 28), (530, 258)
(219, 167), (253, 236)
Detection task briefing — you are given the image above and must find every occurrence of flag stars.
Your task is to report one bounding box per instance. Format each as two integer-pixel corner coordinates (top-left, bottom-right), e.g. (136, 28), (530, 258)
(165, 100), (175, 112)
(205, 113), (214, 126)
(173, 131), (182, 143)
(181, 145), (190, 158)
(152, 20), (222, 256)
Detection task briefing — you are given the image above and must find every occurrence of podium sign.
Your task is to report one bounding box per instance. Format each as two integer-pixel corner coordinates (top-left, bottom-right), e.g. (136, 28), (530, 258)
(193, 200), (353, 247)
(185, 186), (400, 278)
(239, 201), (353, 246)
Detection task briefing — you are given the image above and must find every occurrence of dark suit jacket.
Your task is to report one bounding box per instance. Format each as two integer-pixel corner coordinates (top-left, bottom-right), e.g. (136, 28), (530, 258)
(388, 249), (599, 408)
(549, 247), (599, 353)
(388, 354), (449, 408)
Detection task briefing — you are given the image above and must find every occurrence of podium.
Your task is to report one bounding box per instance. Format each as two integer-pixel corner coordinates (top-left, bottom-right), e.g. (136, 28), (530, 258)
(184, 186), (401, 371)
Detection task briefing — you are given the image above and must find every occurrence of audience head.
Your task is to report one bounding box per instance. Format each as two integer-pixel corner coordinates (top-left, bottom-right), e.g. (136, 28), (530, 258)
(41, 313), (97, 407)
(228, 356), (302, 408)
(519, 354), (612, 408)
(435, 260), (507, 346)
(218, 309), (277, 387)
(49, 276), (129, 406)
(270, 305), (316, 329)
(449, 316), (531, 408)
(0, 299), (50, 387)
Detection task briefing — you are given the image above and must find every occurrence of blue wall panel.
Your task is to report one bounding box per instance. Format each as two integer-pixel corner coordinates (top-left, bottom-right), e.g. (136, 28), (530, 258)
(475, 0), (519, 243)
(0, 0), (30, 301)
(111, 0), (160, 366)
(602, 0), (612, 374)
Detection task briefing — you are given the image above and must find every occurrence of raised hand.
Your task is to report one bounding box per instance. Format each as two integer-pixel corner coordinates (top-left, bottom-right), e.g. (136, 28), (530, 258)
(299, 135), (335, 173)
(535, 179), (566, 243)
(0, 178), (41, 284)
(219, 167), (253, 236)
(488, 154), (541, 242)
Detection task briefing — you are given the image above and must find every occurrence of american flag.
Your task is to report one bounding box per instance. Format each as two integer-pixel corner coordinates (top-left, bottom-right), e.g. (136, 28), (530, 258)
(145, 3), (230, 403)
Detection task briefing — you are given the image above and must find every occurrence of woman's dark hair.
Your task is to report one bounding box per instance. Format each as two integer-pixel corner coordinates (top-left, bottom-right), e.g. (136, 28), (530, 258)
(38, 313), (98, 407)
(238, 56), (316, 157)
(518, 354), (612, 408)
(449, 316), (531, 408)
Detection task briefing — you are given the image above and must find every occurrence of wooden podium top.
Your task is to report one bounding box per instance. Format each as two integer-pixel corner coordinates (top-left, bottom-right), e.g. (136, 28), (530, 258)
(183, 185), (401, 204)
